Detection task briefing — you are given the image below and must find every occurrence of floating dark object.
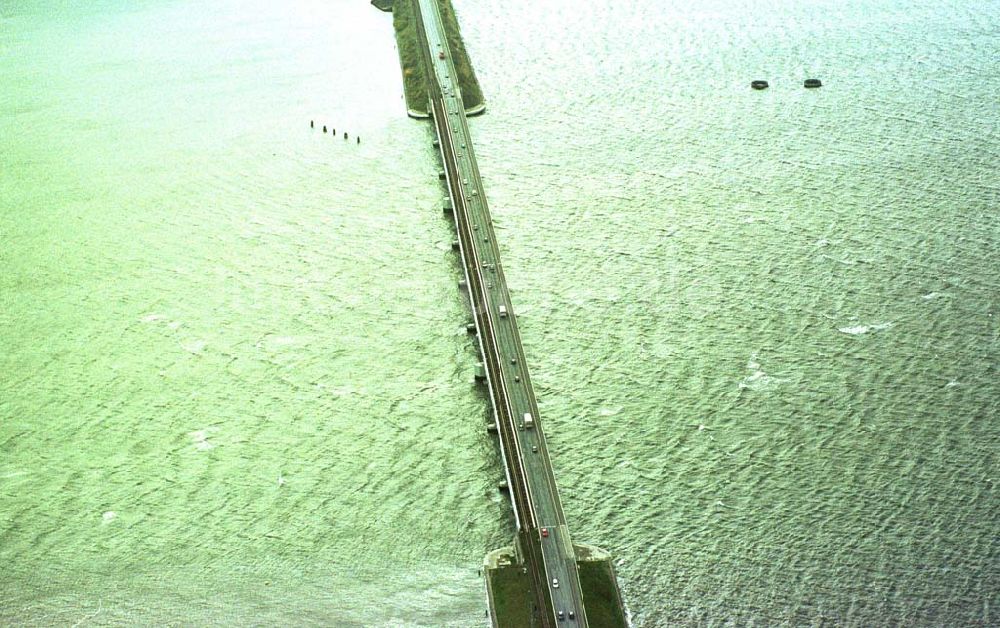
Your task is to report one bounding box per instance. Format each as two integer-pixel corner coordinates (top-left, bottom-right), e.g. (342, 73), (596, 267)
(343, 132), (348, 140)
(804, 78), (823, 88)
(357, 136), (360, 144)
(310, 120), (314, 128)
(322, 125), (327, 133)
(332, 128), (335, 135)
(751, 80), (769, 90)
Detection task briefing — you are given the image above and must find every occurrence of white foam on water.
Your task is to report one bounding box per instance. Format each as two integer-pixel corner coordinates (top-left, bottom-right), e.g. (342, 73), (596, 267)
(821, 254), (857, 266)
(739, 354), (788, 391)
(599, 407), (622, 417)
(838, 325), (869, 335)
(838, 322), (894, 335)
(102, 511), (117, 524)
(141, 313), (167, 323)
(329, 386), (360, 397)
(181, 340), (206, 354)
(188, 429), (214, 450)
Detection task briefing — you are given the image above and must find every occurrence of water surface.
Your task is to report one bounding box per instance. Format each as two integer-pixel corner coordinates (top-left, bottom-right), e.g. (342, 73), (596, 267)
(2, 0), (998, 625)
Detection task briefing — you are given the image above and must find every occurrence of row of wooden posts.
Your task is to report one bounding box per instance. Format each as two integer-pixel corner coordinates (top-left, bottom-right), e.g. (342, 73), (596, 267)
(311, 120), (360, 143)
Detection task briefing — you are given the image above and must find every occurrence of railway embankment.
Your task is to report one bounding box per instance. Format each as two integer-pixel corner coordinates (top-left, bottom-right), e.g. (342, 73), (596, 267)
(485, 544), (627, 628)
(388, 0), (485, 117)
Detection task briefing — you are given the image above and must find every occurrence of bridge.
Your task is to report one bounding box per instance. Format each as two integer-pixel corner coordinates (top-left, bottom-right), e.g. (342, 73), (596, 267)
(411, 0), (588, 625)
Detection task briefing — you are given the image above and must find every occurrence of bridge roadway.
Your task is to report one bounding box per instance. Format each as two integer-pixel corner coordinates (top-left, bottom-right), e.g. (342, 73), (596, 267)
(412, 1), (588, 625)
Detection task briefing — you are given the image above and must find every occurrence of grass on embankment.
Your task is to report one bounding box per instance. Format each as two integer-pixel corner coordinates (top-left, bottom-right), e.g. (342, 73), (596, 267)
(578, 560), (629, 628)
(392, 0), (485, 116)
(488, 565), (538, 627)
(487, 559), (627, 627)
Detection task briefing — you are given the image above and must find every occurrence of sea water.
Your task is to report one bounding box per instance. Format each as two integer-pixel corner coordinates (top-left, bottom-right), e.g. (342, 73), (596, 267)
(2, 0), (997, 625)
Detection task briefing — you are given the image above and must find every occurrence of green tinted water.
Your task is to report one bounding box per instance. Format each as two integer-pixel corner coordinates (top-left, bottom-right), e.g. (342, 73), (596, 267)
(2, 0), (998, 625)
